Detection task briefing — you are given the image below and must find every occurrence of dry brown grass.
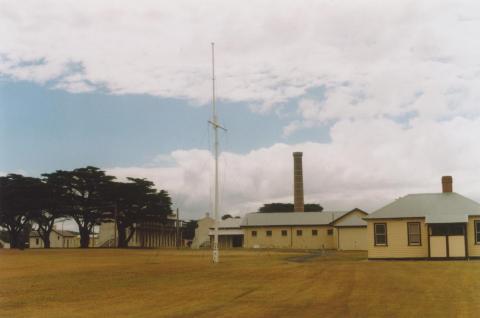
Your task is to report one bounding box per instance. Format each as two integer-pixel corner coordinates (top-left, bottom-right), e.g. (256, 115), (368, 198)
(1, 248), (480, 318)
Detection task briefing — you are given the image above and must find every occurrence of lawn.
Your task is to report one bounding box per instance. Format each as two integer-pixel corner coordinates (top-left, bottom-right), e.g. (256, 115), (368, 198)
(1, 249), (479, 318)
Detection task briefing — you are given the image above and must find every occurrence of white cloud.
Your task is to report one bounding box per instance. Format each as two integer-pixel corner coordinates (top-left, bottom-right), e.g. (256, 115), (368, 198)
(107, 116), (480, 220)
(2, 0), (480, 121)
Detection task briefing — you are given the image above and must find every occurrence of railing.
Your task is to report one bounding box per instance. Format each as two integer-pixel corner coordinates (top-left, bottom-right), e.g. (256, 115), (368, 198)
(97, 238), (116, 248)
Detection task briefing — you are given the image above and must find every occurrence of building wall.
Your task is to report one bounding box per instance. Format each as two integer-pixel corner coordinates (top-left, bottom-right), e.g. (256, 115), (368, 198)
(337, 227), (367, 250)
(192, 216), (214, 249)
(243, 226), (336, 249)
(467, 216), (480, 257)
(29, 232), (77, 248)
(367, 219), (428, 259)
(209, 235), (237, 248)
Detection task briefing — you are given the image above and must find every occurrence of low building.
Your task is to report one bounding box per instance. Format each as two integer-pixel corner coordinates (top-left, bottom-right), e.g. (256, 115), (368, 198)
(241, 208), (367, 250)
(29, 229), (78, 248)
(97, 213), (185, 248)
(335, 213), (368, 250)
(209, 217), (244, 248)
(191, 213), (214, 249)
(365, 176), (480, 260)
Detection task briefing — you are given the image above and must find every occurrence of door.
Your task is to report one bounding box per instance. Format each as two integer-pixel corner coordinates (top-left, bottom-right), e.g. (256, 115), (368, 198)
(232, 235), (243, 248)
(429, 224), (466, 258)
(430, 236), (447, 257)
(448, 236), (466, 257)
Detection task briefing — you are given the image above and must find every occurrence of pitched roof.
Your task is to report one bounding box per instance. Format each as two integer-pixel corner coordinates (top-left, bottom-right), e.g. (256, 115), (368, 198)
(334, 216), (367, 227)
(240, 211), (349, 227)
(365, 192), (480, 221)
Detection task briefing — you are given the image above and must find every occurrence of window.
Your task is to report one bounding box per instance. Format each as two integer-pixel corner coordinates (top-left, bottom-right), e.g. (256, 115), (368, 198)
(296, 230), (303, 236)
(312, 229), (318, 236)
(281, 230), (288, 236)
(374, 223), (387, 246)
(266, 230), (272, 237)
(251, 231), (257, 237)
(430, 224), (465, 236)
(36, 238), (39, 245)
(58, 236), (60, 240)
(327, 229), (333, 236)
(407, 222), (421, 246)
(475, 221), (480, 244)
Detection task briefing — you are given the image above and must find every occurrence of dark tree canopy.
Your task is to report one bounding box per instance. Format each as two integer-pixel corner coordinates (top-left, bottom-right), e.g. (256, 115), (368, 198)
(33, 175), (70, 248)
(1, 166), (175, 249)
(183, 220), (198, 241)
(42, 166), (115, 248)
(221, 214), (233, 220)
(258, 203), (324, 213)
(103, 178), (172, 247)
(0, 174), (46, 248)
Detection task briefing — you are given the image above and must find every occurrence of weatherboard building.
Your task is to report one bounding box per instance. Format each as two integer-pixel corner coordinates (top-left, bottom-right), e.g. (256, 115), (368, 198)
(239, 152), (368, 251)
(365, 176), (480, 260)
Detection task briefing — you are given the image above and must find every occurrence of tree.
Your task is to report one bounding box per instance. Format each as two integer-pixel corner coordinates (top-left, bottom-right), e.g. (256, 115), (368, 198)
(103, 178), (172, 248)
(0, 174), (45, 249)
(221, 214), (233, 220)
(42, 167), (115, 248)
(258, 203), (324, 213)
(183, 220), (198, 241)
(32, 174), (69, 248)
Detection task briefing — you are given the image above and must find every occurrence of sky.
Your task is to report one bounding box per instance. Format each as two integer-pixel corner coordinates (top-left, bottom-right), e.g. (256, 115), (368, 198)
(1, 0), (480, 221)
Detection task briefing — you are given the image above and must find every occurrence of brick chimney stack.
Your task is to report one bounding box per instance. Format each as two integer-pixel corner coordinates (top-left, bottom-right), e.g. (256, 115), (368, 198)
(293, 152), (304, 212)
(442, 176), (453, 193)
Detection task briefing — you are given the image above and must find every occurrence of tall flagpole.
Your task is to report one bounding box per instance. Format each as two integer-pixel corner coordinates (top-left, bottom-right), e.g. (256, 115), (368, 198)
(210, 42), (221, 263)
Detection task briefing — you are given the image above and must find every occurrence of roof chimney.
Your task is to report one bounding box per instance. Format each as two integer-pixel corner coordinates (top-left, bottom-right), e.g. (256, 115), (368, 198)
(293, 152), (304, 212)
(442, 176), (453, 193)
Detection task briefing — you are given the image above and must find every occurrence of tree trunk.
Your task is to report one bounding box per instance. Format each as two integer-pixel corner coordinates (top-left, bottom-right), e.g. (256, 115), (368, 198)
(9, 230), (18, 249)
(43, 234), (51, 248)
(117, 223), (127, 248)
(38, 228), (52, 248)
(125, 226), (136, 248)
(79, 227), (90, 248)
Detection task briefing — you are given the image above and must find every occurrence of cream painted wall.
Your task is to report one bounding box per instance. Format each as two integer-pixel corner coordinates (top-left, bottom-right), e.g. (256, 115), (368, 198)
(337, 227), (367, 250)
(467, 216), (480, 257)
(243, 226), (336, 249)
(29, 231), (77, 248)
(367, 219), (428, 259)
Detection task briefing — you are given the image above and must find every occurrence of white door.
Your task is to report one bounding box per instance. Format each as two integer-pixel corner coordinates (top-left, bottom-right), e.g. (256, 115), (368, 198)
(448, 236), (466, 257)
(430, 236), (447, 258)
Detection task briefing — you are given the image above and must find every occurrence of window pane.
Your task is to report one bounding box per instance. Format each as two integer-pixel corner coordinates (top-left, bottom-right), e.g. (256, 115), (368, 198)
(449, 224), (464, 236)
(431, 224), (447, 236)
(375, 224), (385, 235)
(375, 234), (386, 245)
(374, 224), (386, 245)
(408, 223), (420, 234)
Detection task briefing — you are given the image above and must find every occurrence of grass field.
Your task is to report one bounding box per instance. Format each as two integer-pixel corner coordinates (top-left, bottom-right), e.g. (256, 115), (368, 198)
(1, 249), (480, 318)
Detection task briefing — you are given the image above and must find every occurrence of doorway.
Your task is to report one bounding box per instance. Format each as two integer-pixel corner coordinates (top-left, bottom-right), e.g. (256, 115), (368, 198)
(429, 223), (466, 258)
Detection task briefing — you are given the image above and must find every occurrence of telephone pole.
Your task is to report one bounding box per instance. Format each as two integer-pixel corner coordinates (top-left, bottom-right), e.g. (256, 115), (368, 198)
(176, 207), (180, 249)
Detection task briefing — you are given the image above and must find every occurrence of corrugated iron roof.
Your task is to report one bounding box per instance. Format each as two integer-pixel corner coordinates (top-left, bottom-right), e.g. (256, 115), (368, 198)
(240, 211), (348, 227)
(365, 192), (480, 221)
(334, 215), (367, 227)
(425, 214), (468, 224)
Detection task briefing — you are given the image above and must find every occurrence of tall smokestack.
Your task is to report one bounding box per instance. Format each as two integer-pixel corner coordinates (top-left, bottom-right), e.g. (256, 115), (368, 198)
(293, 152), (304, 212)
(442, 176), (453, 193)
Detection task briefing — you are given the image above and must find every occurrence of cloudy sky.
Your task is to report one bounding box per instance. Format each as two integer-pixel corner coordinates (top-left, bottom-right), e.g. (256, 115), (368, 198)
(2, 0), (480, 220)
